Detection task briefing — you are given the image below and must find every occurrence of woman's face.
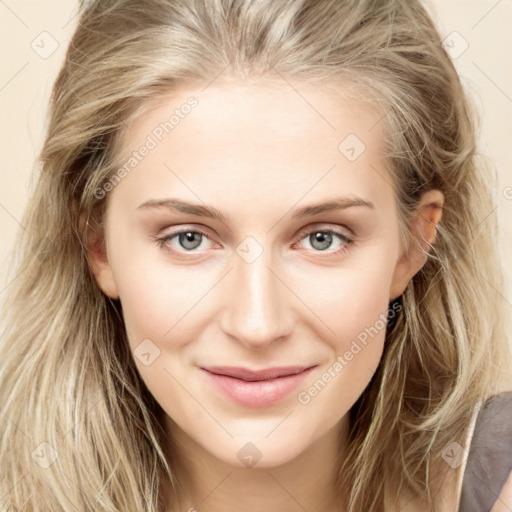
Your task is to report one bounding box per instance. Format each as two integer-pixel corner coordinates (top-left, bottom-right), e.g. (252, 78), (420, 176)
(89, 81), (437, 468)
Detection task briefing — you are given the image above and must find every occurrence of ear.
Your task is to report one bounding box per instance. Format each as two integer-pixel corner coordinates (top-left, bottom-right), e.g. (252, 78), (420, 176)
(389, 189), (444, 301)
(82, 213), (120, 299)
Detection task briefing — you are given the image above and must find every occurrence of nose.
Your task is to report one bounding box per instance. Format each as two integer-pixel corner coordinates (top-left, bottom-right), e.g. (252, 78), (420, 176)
(218, 246), (296, 349)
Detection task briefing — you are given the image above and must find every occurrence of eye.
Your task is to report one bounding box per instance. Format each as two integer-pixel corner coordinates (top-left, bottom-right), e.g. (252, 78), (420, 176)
(294, 226), (354, 255)
(154, 224), (355, 258)
(155, 228), (216, 255)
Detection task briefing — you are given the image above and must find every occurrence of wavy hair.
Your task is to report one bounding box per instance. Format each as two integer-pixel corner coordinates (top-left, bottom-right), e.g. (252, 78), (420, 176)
(1, 0), (511, 510)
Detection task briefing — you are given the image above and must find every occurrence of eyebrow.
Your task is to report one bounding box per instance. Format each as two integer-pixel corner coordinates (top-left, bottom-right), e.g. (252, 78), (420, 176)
(136, 195), (375, 222)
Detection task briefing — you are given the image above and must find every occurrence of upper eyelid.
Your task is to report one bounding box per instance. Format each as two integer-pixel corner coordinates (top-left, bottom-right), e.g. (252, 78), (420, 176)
(160, 222), (353, 239)
(296, 223), (353, 238)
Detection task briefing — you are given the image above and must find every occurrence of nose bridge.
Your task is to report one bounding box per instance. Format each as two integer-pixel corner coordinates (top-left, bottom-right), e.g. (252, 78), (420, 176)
(219, 241), (294, 347)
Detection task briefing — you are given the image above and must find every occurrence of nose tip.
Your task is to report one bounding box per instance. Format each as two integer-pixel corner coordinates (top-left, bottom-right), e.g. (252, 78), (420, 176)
(218, 258), (295, 349)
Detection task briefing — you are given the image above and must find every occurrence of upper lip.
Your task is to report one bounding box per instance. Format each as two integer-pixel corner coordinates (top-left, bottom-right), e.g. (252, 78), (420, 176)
(202, 365), (316, 381)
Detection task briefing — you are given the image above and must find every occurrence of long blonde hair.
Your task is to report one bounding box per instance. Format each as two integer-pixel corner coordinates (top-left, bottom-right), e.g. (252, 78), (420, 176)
(1, 0), (511, 510)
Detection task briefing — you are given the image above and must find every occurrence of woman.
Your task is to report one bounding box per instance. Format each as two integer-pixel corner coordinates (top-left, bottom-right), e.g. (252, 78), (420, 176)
(1, 0), (511, 511)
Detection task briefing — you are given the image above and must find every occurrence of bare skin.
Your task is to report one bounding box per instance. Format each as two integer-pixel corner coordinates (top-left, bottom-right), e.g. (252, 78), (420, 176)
(87, 81), (444, 511)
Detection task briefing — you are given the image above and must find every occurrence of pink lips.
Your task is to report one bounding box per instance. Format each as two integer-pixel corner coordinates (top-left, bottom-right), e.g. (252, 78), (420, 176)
(201, 365), (317, 408)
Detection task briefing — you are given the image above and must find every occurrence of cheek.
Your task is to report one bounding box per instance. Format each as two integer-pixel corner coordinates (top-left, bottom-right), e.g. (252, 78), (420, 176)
(112, 255), (197, 416)
(294, 270), (393, 425)
(111, 238), (208, 344)
(296, 334), (384, 436)
(291, 258), (394, 411)
(333, 272), (392, 347)
(292, 253), (396, 344)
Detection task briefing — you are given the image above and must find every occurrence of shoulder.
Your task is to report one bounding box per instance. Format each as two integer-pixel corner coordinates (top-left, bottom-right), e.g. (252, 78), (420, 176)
(459, 391), (512, 512)
(490, 470), (512, 512)
(385, 393), (512, 512)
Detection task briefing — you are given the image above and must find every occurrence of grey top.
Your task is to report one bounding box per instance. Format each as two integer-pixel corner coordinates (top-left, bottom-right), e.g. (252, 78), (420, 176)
(458, 391), (512, 512)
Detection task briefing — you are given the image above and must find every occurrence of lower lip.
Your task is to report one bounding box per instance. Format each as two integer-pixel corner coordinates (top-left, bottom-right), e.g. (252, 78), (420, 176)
(202, 367), (316, 408)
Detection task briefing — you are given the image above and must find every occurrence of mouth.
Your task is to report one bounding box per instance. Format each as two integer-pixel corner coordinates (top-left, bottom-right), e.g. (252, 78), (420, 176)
(201, 365), (317, 408)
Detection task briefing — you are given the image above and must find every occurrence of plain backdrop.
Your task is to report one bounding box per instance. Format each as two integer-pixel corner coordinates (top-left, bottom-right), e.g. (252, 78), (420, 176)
(1, 1), (511, 350)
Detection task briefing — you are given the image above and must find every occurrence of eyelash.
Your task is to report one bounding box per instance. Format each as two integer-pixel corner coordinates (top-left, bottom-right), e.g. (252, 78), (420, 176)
(155, 225), (354, 258)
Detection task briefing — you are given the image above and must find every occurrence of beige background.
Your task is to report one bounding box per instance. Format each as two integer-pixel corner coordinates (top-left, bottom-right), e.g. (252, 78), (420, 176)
(1, 1), (511, 340)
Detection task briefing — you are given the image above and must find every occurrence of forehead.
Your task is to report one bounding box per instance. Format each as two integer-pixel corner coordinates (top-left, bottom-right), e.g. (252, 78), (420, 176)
(112, 81), (395, 213)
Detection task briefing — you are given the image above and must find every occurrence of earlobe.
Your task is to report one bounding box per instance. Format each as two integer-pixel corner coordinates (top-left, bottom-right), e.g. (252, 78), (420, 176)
(389, 189), (444, 301)
(82, 214), (120, 300)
